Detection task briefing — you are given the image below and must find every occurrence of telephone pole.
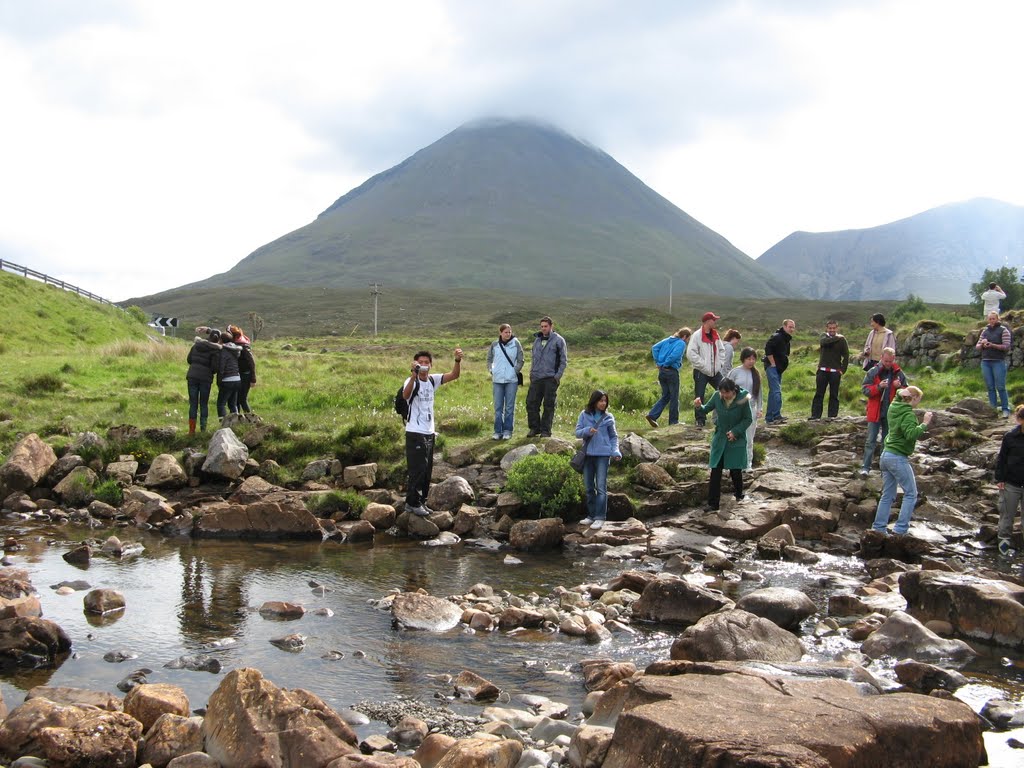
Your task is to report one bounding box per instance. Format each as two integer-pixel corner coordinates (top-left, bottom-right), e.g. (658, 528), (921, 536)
(368, 283), (382, 336)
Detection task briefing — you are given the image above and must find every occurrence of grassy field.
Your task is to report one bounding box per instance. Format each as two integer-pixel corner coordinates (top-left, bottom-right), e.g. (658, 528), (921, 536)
(0, 270), (1016, 484)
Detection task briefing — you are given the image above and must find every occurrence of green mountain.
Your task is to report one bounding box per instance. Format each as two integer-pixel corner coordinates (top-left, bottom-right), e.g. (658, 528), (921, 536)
(134, 119), (792, 303)
(757, 198), (1024, 304)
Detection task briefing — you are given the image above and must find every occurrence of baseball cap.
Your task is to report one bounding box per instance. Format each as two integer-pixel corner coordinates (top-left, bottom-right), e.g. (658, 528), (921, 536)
(701, 312), (720, 322)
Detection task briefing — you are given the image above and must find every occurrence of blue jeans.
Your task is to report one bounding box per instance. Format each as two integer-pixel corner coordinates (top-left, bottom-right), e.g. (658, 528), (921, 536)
(693, 370), (723, 426)
(873, 451), (918, 534)
(187, 378), (212, 429)
(861, 418), (889, 471)
(981, 359), (1009, 414)
(583, 455), (610, 521)
(492, 380), (518, 435)
(765, 366), (783, 422)
(649, 368), (680, 424)
(217, 381), (240, 418)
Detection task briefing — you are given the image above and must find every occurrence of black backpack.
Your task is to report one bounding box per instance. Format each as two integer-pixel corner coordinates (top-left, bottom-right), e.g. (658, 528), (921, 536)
(394, 377), (435, 421)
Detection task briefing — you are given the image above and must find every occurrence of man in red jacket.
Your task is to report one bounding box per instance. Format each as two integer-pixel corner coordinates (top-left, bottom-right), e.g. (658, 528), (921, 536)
(859, 347), (907, 477)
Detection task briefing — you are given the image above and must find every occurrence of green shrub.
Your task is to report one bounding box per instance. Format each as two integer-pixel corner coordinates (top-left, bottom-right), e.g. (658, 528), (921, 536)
(21, 373), (63, 395)
(891, 294), (928, 322)
(125, 305), (149, 324)
(305, 489), (368, 519)
(504, 453), (584, 518)
(93, 479), (124, 506)
(334, 419), (405, 465)
(752, 442), (766, 467)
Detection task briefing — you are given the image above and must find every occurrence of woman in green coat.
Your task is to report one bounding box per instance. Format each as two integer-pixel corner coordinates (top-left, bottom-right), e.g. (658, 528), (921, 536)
(694, 378), (753, 510)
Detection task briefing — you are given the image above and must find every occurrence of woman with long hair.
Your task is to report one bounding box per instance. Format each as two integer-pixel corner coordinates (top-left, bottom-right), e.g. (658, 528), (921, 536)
(574, 390), (621, 530)
(727, 347), (762, 469)
(694, 378), (753, 510)
(486, 323), (524, 439)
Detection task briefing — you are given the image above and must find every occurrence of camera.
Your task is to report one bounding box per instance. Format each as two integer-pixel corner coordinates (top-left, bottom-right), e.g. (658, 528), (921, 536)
(413, 364), (424, 373)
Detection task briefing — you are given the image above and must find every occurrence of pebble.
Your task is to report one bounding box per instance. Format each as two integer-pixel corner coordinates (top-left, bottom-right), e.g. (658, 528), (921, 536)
(353, 698), (484, 739)
(269, 633), (305, 652)
(103, 650), (138, 663)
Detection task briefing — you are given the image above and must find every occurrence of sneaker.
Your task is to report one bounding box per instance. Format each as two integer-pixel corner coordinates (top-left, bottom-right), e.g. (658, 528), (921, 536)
(645, 415), (659, 428)
(580, 517), (594, 526)
(421, 504), (435, 515)
(590, 520), (605, 530)
(998, 538), (1015, 557)
(539, 432), (552, 438)
(1004, 411), (1012, 418)
(492, 433), (502, 440)
(808, 417), (820, 421)
(858, 469), (869, 478)
(526, 431), (539, 437)
(502, 433), (513, 440)
(407, 505), (430, 517)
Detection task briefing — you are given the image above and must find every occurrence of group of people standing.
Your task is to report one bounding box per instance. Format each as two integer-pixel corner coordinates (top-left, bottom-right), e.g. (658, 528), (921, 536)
(185, 325), (257, 434)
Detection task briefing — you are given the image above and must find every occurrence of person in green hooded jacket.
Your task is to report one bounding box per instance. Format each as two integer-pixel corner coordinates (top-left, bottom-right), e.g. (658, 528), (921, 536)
(871, 385), (933, 535)
(694, 378), (753, 511)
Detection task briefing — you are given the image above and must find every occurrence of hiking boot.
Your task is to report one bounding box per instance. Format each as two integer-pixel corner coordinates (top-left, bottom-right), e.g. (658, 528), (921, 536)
(407, 506), (430, 517)
(998, 538), (1015, 557)
(645, 415), (659, 428)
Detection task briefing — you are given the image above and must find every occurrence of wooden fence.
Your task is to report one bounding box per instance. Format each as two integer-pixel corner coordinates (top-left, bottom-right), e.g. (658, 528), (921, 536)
(0, 258), (125, 311)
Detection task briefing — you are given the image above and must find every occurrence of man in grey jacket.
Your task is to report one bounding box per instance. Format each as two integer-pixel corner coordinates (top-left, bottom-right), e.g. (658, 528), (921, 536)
(526, 316), (568, 437)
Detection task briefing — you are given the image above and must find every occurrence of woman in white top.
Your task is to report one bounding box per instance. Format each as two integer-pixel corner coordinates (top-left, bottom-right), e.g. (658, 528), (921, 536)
(728, 347), (762, 469)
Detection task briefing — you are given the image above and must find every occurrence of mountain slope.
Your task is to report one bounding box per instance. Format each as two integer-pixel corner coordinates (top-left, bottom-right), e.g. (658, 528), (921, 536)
(756, 198), (1024, 303)
(137, 119), (793, 301)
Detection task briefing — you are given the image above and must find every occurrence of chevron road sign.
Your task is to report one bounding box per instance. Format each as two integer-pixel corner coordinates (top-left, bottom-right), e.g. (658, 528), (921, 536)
(149, 316), (179, 328)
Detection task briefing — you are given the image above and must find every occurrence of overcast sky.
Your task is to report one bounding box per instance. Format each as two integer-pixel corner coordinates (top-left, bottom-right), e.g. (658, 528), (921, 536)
(2, 0), (1023, 302)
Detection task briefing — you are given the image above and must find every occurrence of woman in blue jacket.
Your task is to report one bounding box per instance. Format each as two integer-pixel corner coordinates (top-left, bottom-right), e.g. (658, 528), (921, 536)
(486, 323), (525, 439)
(574, 390), (622, 530)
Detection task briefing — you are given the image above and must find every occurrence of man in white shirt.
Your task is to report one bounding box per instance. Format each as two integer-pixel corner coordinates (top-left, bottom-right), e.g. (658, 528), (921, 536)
(981, 282), (1007, 318)
(402, 348), (462, 516)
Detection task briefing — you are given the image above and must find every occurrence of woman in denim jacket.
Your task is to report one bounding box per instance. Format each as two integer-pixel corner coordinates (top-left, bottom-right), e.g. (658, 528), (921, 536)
(574, 390), (622, 530)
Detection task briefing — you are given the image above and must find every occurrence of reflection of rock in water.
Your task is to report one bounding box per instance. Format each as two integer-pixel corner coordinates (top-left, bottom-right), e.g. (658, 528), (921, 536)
(178, 551), (248, 643)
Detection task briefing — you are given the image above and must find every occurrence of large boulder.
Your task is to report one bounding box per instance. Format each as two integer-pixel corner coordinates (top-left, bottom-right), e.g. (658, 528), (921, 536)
(0, 433), (56, 493)
(140, 713), (204, 768)
(391, 593), (462, 632)
(202, 668), (357, 768)
(195, 500), (325, 539)
(0, 616), (72, 667)
(435, 736), (523, 768)
(600, 667), (985, 768)
(899, 569), (1024, 649)
(145, 454), (188, 489)
(427, 475), (475, 511)
(123, 683), (190, 732)
(670, 609), (804, 662)
(631, 578), (734, 626)
(342, 463), (377, 489)
(860, 611), (976, 661)
(619, 433), (660, 462)
(202, 428), (250, 480)
(509, 518), (565, 551)
(735, 587), (818, 631)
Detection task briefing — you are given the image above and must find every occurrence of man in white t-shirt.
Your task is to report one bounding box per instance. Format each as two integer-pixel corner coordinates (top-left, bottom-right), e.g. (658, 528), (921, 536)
(402, 347), (463, 516)
(981, 282), (1007, 318)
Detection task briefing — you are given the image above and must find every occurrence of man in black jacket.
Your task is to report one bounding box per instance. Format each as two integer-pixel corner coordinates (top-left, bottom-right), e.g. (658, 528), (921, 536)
(810, 320), (849, 420)
(764, 319), (795, 424)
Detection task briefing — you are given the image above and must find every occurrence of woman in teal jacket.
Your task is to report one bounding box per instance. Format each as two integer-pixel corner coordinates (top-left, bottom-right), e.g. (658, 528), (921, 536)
(694, 378), (753, 510)
(871, 386), (933, 535)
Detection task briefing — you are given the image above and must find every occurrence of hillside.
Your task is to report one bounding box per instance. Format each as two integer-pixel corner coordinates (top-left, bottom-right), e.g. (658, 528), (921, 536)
(756, 198), (1024, 303)
(131, 119), (793, 305)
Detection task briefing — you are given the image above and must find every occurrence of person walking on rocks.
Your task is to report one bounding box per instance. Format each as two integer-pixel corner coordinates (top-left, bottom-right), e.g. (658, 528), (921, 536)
(860, 348), (906, 477)
(728, 347), (762, 469)
(763, 319), (795, 424)
(981, 282), (1008, 318)
(687, 312), (726, 427)
(810, 320), (849, 420)
(871, 386), (933, 535)
(976, 311), (1012, 418)
(646, 327), (692, 428)
(995, 404), (1024, 557)
(185, 328), (222, 434)
(694, 378), (753, 511)
(575, 390), (622, 530)
(487, 324), (524, 440)
(862, 313), (896, 370)
(526, 316), (567, 437)
(401, 347), (463, 516)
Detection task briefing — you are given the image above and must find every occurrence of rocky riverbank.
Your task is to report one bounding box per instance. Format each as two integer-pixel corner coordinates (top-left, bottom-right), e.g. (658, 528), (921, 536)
(0, 398), (1023, 766)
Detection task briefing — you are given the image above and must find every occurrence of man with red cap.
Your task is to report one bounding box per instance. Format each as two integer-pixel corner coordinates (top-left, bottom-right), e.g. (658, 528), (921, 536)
(686, 311), (726, 427)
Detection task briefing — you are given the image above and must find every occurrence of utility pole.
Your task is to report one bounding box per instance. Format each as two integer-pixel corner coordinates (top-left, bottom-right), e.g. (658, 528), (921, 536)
(668, 275), (673, 315)
(368, 283), (382, 336)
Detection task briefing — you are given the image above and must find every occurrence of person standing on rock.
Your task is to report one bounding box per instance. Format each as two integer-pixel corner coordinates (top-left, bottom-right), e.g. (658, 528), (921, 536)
(646, 327), (691, 428)
(976, 311), (1012, 418)
(810, 320), (849, 420)
(694, 377), (752, 511)
(728, 347), (762, 469)
(526, 316), (567, 438)
(861, 313), (896, 370)
(995, 404), (1024, 557)
(687, 312), (726, 427)
(402, 347), (463, 516)
(763, 319), (795, 424)
(575, 390), (622, 530)
(186, 328), (222, 434)
(981, 282), (1007, 318)
(860, 348), (906, 477)
(871, 386), (933, 536)
(486, 324), (524, 440)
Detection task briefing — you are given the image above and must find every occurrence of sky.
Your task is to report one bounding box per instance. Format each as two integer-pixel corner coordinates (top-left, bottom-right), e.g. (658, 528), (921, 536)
(2, 0), (1024, 302)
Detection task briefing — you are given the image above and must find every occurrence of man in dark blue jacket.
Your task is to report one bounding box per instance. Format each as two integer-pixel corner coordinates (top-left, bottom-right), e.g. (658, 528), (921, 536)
(646, 327), (691, 427)
(764, 319), (795, 424)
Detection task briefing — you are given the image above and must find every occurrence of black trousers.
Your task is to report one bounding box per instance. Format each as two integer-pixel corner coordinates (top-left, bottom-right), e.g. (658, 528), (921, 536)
(693, 370), (723, 426)
(708, 454), (743, 509)
(526, 377), (559, 433)
(405, 432), (435, 508)
(811, 369), (842, 419)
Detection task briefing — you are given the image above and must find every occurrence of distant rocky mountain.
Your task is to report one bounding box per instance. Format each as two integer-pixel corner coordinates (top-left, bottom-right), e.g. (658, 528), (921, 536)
(133, 119), (792, 304)
(756, 198), (1024, 304)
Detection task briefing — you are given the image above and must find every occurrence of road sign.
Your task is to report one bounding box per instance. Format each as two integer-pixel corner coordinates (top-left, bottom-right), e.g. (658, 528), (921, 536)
(150, 316), (179, 328)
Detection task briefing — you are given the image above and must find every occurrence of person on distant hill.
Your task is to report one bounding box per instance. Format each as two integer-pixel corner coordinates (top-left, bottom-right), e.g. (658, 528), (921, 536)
(860, 347), (906, 477)
(763, 319), (796, 424)
(401, 347), (463, 516)
(981, 282), (1007, 318)
(215, 331), (243, 421)
(810, 320), (849, 420)
(694, 377), (753, 511)
(976, 311), (1012, 418)
(229, 325), (257, 416)
(487, 323), (524, 440)
(995, 404), (1024, 557)
(871, 386), (933, 535)
(526, 316), (568, 438)
(575, 389), (622, 531)
(728, 347), (762, 470)
(185, 328), (222, 434)
(721, 329), (742, 373)
(687, 312), (726, 428)
(646, 327), (692, 428)
(861, 313), (896, 370)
